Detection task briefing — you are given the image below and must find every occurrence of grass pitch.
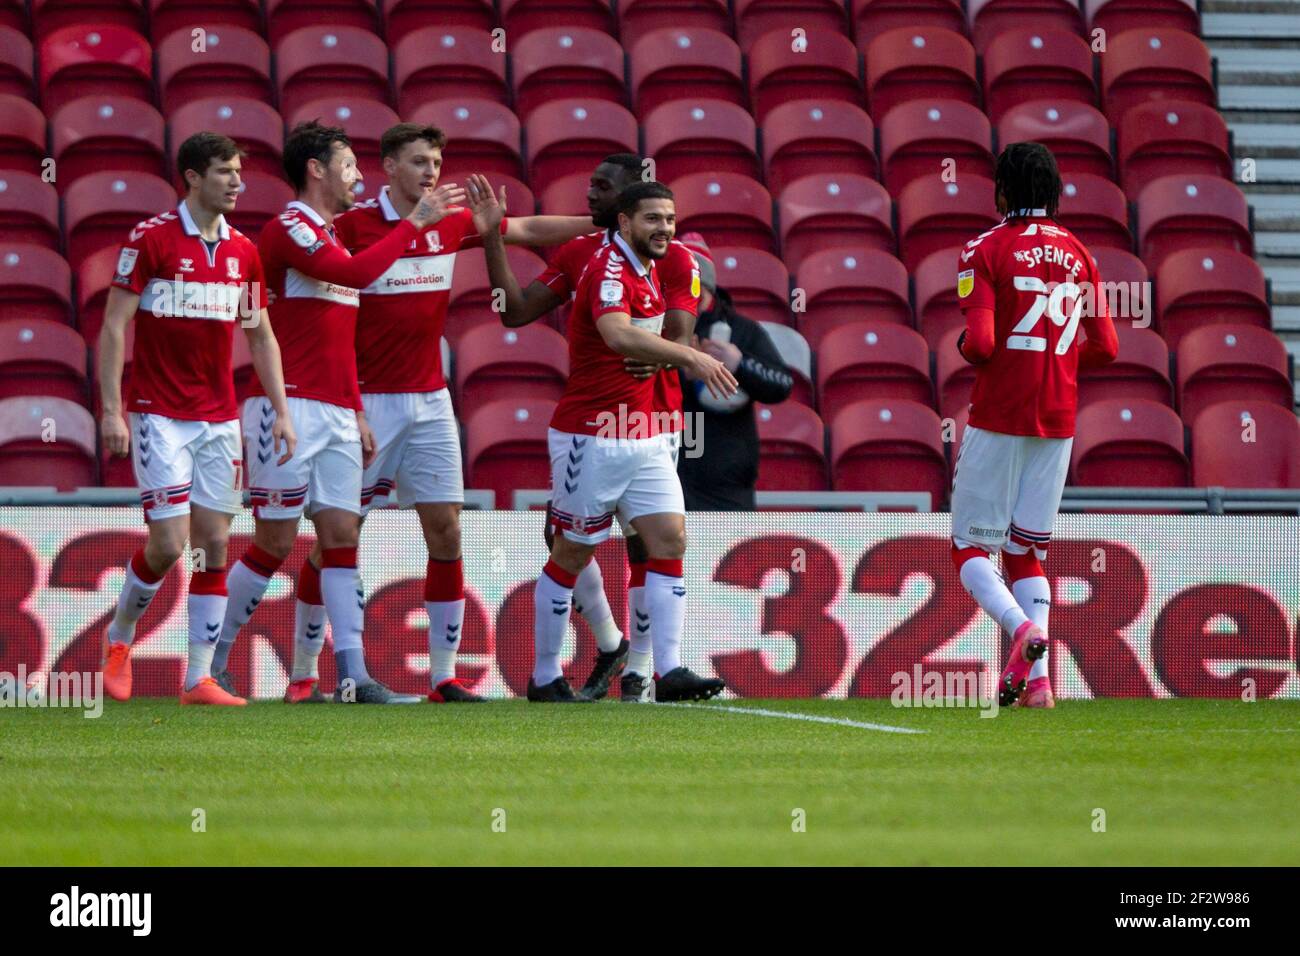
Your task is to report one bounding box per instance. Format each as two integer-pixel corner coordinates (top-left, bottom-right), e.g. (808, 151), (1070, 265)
(1, 698), (1297, 866)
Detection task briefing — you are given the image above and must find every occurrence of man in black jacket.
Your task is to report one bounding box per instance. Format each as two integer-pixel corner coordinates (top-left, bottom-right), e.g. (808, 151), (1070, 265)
(677, 234), (794, 510)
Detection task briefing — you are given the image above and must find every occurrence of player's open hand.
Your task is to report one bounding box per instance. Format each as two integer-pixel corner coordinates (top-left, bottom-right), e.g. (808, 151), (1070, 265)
(409, 183), (467, 230)
(358, 415), (377, 469)
(623, 357), (663, 380)
(687, 350), (739, 401)
(465, 173), (506, 237)
(273, 412), (297, 466)
(101, 412), (130, 458)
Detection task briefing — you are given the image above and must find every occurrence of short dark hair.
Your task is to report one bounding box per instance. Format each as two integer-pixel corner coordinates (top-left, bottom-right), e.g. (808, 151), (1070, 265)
(380, 122), (448, 160)
(177, 132), (243, 182)
(283, 121), (351, 192)
(618, 180), (674, 216)
(995, 141), (1062, 218)
(601, 152), (646, 183)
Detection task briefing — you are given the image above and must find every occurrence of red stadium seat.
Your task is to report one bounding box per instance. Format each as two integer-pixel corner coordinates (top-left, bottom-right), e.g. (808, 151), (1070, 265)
(758, 321), (814, 406)
(383, 0), (494, 46)
(275, 26), (390, 120)
(1099, 29), (1215, 124)
(538, 172), (590, 214)
(1058, 172), (1131, 252)
(982, 28), (1095, 124)
(878, 98), (992, 196)
(935, 325), (976, 421)
(896, 175), (997, 271)
(227, 175), (293, 240)
(75, 245), (118, 342)
(412, 99), (523, 181)
(1085, 0), (1199, 37)
(629, 28), (745, 118)
(762, 100), (876, 197)
(64, 171), (178, 269)
(525, 99), (637, 187)
(864, 27), (978, 121)
(796, 249), (911, 349)
(0, 94), (47, 175)
(157, 26), (270, 113)
(618, 0), (730, 51)
(968, 0), (1083, 54)
(669, 172), (775, 254)
(997, 100), (1113, 180)
(0, 395), (97, 488)
(1178, 326), (1291, 426)
(1117, 100), (1232, 201)
(644, 100), (760, 184)
(0, 244), (72, 326)
(501, 0), (613, 40)
(512, 27), (626, 122)
(747, 28), (861, 124)
(711, 246), (791, 327)
(851, 0), (965, 50)
(447, 246), (548, 345)
(1, 0), (26, 30)
(31, 0), (145, 40)
(0, 26), (34, 99)
(0, 171), (60, 251)
(168, 97), (284, 183)
(149, 0), (261, 44)
(288, 99), (400, 200)
(1191, 402), (1300, 490)
(817, 322), (932, 420)
(1090, 246), (1152, 331)
(482, 173), (535, 215)
(394, 28), (507, 116)
(913, 245), (963, 348)
(456, 323), (569, 408)
(1155, 249), (1270, 352)
(778, 173), (893, 272)
(0, 318), (87, 403)
(830, 399), (947, 505)
(51, 96), (165, 193)
(1071, 398), (1188, 486)
(735, 0), (849, 51)
(39, 25), (152, 114)
(754, 400), (827, 490)
(265, 0), (380, 45)
(1136, 175), (1253, 273)
(464, 398), (557, 508)
(1077, 324), (1172, 410)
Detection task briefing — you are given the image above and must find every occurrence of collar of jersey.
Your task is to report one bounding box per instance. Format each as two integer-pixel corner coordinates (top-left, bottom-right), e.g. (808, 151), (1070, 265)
(286, 199), (328, 227)
(177, 199), (230, 240)
(611, 231), (652, 277)
(1008, 208), (1048, 218)
(378, 186), (401, 222)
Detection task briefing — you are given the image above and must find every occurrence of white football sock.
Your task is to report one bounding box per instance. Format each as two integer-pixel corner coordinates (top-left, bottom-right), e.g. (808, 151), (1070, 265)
(959, 554), (1029, 636)
(184, 593), (228, 690)
(213, 560), (272, 673)
(627, 584), (651, 676)
(291, 600), (327, 680)
(1013, 575), (1052, 680)
(322, 565), (369, 685)
(427, 598), (466, 685)
(573, 559), (622, 652)
(645, 566), (686, 674)
(533, 566), (574, 685)
(107, 561), (163, 645)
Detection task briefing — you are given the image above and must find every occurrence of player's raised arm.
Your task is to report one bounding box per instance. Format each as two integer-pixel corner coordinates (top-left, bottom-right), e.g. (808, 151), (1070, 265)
(503, 213), (594, 247)
(466, 173), (566, 328)
(98, 285), (139, 458)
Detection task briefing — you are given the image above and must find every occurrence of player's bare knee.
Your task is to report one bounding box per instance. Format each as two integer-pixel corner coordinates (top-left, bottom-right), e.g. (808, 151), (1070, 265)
(551, 533), (594, 576)
(418, 504), (461, 560)
(253, 518), (298, 562)
(314, 509), (360, 550)
(644, 524), (686, 560)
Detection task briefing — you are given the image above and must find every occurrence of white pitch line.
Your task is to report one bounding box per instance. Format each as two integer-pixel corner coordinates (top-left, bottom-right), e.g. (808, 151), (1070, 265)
(675, 702), (926, 734)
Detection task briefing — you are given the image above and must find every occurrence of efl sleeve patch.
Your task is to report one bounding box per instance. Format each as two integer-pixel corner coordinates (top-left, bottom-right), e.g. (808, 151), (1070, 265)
(287, 220), (318, 249)
(599, 279), (625, 305)
(957, 269), (975, 298)
(115, 247), (139, 281)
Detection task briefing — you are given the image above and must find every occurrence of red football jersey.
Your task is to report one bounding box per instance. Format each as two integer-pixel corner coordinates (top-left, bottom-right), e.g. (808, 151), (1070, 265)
(335, 188), (506, 393)
(111, 201), (266, 422)
(253, 200), (417, 411)
(957, 213), (1118, 437)
(551, 232), (671, 437)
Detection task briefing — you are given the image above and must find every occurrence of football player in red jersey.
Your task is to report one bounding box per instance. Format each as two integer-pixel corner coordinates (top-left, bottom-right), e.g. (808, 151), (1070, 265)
(950, 142), (1118, 708)
(98, 132), (297, 706)
(473, 154), (704, 701)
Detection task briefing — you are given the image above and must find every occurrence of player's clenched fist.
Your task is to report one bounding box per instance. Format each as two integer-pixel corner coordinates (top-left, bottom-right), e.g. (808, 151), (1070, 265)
(409, 183), (467, 230)
(686, 350), (738, 401)
(101, 412), (130, 458)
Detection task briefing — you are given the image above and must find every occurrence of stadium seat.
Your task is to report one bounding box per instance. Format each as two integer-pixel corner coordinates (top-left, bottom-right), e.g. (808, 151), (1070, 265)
(1136, 175), (1253, 273)
(1155, 249), (1270, 352)
(149, 0), (261, 45)
(0, 318), (87, 403)
(394, 28), (508, 116)
(864, 27), (979, 121)
(618, 0), (730, 51)
(735, 0), (849, 51)
(747, 28), (861, 124)
(31, 0), (145, 41)
(644, 99), (760, 184)
(754, 400), (828, 491)
(287, 99), (400, 200)
(464, 398), (557, 508)
(456, 323), (569, 408)
(935, 325), (977, 421)
(1090, 246), (1152, 335)
(711, 246), (791, 327)
(484, 173), (536, 216)
(1057, 172), (1132, 252)
(265, 0), (381, 45)
(669, 172), (775, 254)
(830, 399), (947, 505)
(168, 97), (284, 183)
(447, 246), (548, 345)
(413, 99), (523, 181)
(275, 26), (391, 120)
(877, 98), (992, 197)
(817, 322), (932, 420)
(501, 0), (614, 39)
(0, 171), (60, 251)
(383, 0), (495, 46)
(997, 100), (1114, 180)
(0, 395), (97, 488)
(1191, 402), (1300, 490)
(1099, 29), (1215, 124)
(968, 0), (1083, 54)
(1091, 244), (1148, 304)
(0, 94), (47, 176)
(227, 175), (293, 239)
(51, 96), (165, 193)
(75, 245), (117, 343)
(0, 26), (33, 99)
(778, 173), (894, 272)
(913, 245), (963, 348)
(1117, 100), (1232, 201)
(63, 171), (178, 270)
(982, 28), (1095, 124)
(758, 321), (814, 406)
(1177, 326), (1291, 426)
(795, 249), (911, 349)
(1, 0), (25, 30)
(538, 172), (590, 214)
(851, 0), (966, 50)
(1077, 324), (1172, 410)
(39, 25), (152, 114)
(896, 175), (997, 271)
(1071, 398), (1188, 486)
(762, 100), (877, 197)
(1085, 0), (1199, 37)
(0, 244), (72, 326)
(629, 28), (745, 117)
(525, 99), (638, 187)
(157, 26), (271, 113)
(512, 28), (626, 122)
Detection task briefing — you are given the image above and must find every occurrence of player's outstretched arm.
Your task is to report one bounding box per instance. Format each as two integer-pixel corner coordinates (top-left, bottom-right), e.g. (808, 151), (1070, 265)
(596, 312), (738, 400)
(242, 309), (297, 464)
(98, 287), (139, 458)
(466, 173), (565, 327)
(503, 214), (594, 248)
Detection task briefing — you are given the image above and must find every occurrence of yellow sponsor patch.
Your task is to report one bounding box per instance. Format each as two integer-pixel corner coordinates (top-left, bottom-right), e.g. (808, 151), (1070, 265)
(690, 269), (701, 298)
(957, 269), (975, 298)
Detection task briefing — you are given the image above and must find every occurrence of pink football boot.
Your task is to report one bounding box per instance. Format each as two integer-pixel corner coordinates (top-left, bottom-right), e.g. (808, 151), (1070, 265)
(997, 621), (1047, 706)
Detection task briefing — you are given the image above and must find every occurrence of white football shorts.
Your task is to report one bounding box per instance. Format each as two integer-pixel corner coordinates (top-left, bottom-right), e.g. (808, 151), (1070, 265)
(130, 413), (242, 521)
(360, 389), (464, 513)
(243, 395), (361, 520)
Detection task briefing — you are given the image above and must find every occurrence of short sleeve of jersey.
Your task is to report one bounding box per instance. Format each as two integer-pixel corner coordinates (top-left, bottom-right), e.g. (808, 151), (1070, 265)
(590, 267), (632, 320)
(957, 240), (996, 313)
(454, 206), (506, 251)
(537, 240), (582, 298)
(110, 226), (157, 295)
(663, 244), (702, 317)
